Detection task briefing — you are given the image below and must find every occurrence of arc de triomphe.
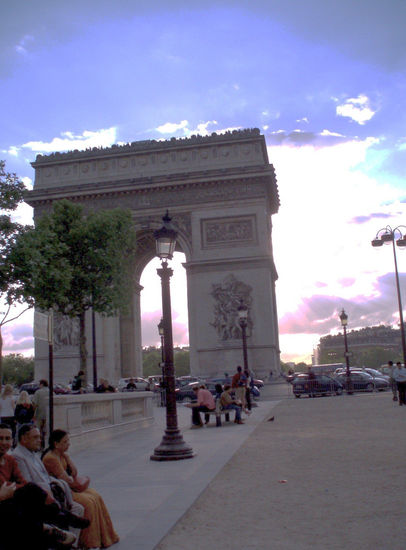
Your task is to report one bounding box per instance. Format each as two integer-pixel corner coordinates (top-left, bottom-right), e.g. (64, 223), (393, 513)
(27, 128), (280, 383)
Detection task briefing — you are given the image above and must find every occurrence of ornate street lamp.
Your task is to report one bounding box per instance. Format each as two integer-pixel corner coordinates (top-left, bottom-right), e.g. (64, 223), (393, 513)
(371, 225), (406, 366)
(237, 300), (249, 372)
(150, 212), (194, 461)
(339, 309), (353, 394)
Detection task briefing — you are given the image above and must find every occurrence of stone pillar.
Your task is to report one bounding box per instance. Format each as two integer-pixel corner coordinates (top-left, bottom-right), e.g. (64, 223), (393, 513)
(119, 282), (143, 378)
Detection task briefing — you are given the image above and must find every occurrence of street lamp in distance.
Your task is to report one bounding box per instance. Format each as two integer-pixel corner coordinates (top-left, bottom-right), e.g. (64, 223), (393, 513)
(150, 212), (194, 462)
(339, 309), (353, 395)
(237, 300), (249, 372)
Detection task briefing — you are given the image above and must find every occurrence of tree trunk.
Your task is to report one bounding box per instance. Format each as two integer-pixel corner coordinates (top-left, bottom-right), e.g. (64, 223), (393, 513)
(0, 327), (2, 392)
(79, 311), (87, 380)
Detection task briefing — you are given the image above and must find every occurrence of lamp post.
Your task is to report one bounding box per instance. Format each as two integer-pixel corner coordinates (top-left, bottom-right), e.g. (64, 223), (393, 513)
(371, 225), (406, 366)
(339, 309), (353, 394)
(157, 318), (165, 407)
(150, 212), (194, 461)
(237, 300), (249, 372)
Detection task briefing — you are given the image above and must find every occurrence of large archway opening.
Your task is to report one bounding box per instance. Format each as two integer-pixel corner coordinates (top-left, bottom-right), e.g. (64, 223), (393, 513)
(140, 251), (189, 376)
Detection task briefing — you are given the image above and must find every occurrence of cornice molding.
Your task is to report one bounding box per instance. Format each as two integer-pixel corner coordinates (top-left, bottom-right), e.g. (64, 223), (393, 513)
(25, 172), (279, 214)
(32, 128), (263, 166)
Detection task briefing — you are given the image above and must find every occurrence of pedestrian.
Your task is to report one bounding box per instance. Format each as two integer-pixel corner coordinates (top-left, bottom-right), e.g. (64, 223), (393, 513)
(186, 385), (215, 426)
(232, 366), (247, 411)
(14, 391), (35, 444)
(387, 361), (398, 401)
(0, 385), (16, 441)
(392, 362), (406, 406)
(244, 369), (252, 412)
(71, 370), (85, 393)
(32, 380), (49, 449)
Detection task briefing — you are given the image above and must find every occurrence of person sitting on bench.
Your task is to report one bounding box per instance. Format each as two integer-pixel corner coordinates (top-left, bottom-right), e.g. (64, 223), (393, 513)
(220, 385), (244, 424)
(186, 385), (215, 427)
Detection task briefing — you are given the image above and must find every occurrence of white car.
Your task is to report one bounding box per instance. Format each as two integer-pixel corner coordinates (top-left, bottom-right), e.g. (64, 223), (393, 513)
(118, 377), (150, 391)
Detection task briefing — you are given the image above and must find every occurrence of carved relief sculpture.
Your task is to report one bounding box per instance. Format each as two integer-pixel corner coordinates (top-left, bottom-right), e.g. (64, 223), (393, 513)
(53, 313), (80, 350)
(211, 274), (253, 340)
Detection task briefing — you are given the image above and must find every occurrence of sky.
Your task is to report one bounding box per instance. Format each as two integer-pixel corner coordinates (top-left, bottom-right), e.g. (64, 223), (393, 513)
(1, 0), (405, 363)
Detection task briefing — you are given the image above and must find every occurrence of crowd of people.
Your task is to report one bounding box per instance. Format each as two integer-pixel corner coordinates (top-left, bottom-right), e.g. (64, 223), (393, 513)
(185, 365), (254, 427)
(0, 378), (119, 550)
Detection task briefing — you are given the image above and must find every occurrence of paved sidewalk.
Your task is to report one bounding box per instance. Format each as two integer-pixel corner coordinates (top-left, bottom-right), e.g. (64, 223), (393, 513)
(72, 395), (278, 550)
(156, 388), (406, 550)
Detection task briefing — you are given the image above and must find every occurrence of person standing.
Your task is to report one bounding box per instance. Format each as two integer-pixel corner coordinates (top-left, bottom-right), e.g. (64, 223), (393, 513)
(0, 385), (16, 441)
(387, 361), (398, 401)
(71, 370), (85, 393)
(244, 368), (252, 412)
(32, 380), (50, 449)
(392, 362), (406, 406)
(232, 366), (247, 411)
(14, 391), (35, 444)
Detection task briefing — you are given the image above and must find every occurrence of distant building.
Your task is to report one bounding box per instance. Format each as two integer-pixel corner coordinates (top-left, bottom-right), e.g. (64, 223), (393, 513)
(317, 325), (402, 367)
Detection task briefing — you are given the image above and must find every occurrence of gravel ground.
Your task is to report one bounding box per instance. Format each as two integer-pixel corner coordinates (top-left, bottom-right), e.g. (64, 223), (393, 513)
(155, 387), (406, 550)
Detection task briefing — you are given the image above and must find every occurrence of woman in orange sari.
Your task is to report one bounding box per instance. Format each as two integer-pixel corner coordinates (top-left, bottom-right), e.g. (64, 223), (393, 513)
(42, 429), (119, 549)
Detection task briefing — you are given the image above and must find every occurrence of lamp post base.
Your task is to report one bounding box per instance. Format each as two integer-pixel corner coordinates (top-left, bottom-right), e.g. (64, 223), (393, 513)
(150, 428), (194, 461)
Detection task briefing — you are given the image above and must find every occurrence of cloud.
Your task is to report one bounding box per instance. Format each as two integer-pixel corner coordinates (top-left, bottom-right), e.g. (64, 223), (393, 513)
(15, 34), (34, 55)
(2, 323), (34, 354)
(279, 273), (406, 337)
(21, 127), (117, 154)
(336, 95), (376, 125)
(350, 212), (394, 224)
(266, 129), (350, 147)
(156, 120), (189, 134)
(154, 120), (242, 138)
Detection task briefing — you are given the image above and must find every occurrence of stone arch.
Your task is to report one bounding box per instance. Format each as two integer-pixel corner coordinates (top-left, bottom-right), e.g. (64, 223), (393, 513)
(27, 129), (280, 383)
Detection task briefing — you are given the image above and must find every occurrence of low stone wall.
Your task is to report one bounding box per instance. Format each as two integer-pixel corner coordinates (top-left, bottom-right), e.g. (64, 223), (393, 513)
(53, 391), (154, 452)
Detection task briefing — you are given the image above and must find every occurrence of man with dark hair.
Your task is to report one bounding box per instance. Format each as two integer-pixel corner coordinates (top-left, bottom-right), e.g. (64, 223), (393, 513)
(186, 385), (215, 427)
(13, 424), (89, 546)
(220, 385), (244, 424)
(0, 423), (75, 548)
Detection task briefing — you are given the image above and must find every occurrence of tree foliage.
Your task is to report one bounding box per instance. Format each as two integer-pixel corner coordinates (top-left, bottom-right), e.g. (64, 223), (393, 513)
(9, 199), (138, 371)
(1, 354), (34, 386)
(142, 347), (190, 377)
(0, 161), (28, 389)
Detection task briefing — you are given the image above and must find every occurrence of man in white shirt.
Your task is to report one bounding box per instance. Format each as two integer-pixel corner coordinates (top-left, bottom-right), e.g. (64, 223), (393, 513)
(392, 362), (406, 406)
(13, 424), (88, 546)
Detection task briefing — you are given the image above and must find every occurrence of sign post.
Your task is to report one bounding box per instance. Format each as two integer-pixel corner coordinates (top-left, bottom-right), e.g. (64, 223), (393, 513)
(34, 310), (54, 433)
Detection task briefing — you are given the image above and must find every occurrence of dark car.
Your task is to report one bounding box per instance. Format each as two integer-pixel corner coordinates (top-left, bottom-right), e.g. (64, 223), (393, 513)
(19, 382), (40, 395)
(176, 381), (219, 402)
(335, 372), (389, 392)
(292, 374), (343, 398)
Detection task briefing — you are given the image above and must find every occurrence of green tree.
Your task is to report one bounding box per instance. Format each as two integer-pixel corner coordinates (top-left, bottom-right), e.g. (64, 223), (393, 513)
(2, 354), (34, 386)
(142, 348), (162, 377)
(9, 200), (137, 373)
(0, 161), (28, 388)
(173, 349), (190, 376)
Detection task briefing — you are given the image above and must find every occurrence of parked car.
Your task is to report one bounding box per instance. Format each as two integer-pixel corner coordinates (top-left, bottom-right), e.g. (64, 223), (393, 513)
(292, 374), (344, 398)
(53, 384), (71, 395)
(175, 376), (203, 388)
(118, 377), (150, 391)
(147, 375), (163, 392)
(334, 371), (389, 392)
(19, 382), (40, 395)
